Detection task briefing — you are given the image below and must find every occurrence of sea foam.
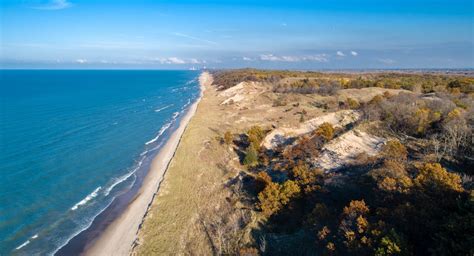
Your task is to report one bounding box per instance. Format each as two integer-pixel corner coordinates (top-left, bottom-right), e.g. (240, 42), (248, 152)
(15, 240), (30, 250)
(154, 104), (173, 112)
(104, 156), (146, 196)
(144, 112), (180, 145)
(71, 187), (102, 211)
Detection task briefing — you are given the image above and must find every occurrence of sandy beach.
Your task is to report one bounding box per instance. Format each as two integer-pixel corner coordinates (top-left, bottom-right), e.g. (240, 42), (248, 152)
(84, 72), (212, 256)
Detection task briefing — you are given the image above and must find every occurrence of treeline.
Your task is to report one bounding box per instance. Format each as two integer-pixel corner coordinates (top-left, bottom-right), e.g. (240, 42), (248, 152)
(212, 69), (474, 94)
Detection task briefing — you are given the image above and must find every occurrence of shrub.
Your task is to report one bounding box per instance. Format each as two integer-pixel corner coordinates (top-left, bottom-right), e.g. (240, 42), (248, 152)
(315, 122), (335, 141)
(346, 97), (360, 109)
(381, 140), (407, 162)
(247, 126), (265, 148)
(243, 146), (259, 167)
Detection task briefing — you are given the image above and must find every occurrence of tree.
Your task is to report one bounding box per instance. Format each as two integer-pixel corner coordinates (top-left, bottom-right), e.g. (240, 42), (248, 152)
(315, 122), (335, 141)
(339, 200), (372, 252)
(258, 180), (300, 217)
(374, 229), (406, 256)
(291, 163), (323, 193)
(415, 163), (463, 193)
(243, 146), (259, 167)
(369, 160), (413, 193)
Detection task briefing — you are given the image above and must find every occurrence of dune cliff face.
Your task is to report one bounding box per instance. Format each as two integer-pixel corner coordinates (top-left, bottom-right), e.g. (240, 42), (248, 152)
(136, 70), (474, 256)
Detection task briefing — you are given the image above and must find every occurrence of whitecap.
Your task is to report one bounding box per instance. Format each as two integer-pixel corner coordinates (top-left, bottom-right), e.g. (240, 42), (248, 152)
(15, 240), (30, 250)
(31, 234), (38, 239)
(144, 121), (172, 145)
(104, 156), (144, 197)
(154, 104), (173, 113)
(172, 111), (180, 119)
(71, 187), (102, 211)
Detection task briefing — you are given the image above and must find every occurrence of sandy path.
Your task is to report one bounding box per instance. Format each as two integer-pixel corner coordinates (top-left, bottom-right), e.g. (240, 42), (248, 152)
(84, 72), (211, 256)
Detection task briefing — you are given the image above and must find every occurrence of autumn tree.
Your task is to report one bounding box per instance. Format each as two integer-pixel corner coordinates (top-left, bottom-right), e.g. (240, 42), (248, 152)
(369, 160), (413, 193)
(258, 180), (300, 217)
(415, 163), (463, 192)
(339, 200), (372, 253)
(291, 163), (323, 193)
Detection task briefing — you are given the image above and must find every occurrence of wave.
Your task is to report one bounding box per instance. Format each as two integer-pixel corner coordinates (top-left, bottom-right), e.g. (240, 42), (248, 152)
(145, 112), (180, 146)
(144, 122), (172, 145)
(15, 240), (30, 250)
(31, 234), (38, 239)
(104, 156), (145, 196)
(154, 104), (173, 113)
(52, 199), (114, 256)
(172, 111), (180, 119)
(71, 187), (102, 211)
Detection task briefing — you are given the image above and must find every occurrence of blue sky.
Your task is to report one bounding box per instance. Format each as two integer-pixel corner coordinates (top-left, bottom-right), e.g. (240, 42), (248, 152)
(1, 0), (473, 69)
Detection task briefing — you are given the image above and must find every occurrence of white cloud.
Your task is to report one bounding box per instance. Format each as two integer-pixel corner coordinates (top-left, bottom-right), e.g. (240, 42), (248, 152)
(173, 32), (218, 45)
(259, 54), (328, 62)
(377, 58), (396, 64)
(31, 0), (73, 10)
(155, 57), (205, 65)
(351, 51), (358, 56)
(336, 51), (345, 57)
(75, 59), (87, 64)
(242, 57), (254, 61)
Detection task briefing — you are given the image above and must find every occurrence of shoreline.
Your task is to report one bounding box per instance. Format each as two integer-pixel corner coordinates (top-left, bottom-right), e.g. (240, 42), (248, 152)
(82, 71), (211, 255)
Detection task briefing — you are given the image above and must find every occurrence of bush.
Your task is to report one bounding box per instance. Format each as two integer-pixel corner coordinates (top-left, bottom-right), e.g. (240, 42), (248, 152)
(243, 146), (259, 167)
(247, 126), (265, 149)
(346, 97), (360, 109)
(315, 122), (335, 141)
(381, 140), (407, 162)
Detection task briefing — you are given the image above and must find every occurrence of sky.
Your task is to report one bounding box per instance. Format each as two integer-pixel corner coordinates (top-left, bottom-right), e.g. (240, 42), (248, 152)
(1, 0), (473, 69)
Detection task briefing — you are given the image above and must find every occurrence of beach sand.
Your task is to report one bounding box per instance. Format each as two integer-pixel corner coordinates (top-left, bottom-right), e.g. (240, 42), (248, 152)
(84, 72), (212, 256)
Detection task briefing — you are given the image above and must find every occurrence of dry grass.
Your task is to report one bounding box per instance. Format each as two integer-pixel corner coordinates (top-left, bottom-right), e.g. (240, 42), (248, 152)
(133, 76), (411, 255)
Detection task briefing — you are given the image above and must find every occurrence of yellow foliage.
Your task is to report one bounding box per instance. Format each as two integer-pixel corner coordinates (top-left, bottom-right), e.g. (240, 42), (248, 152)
(415, 163), (463, 192)
(343, 200), (369, 216)
(357, 216), (369, 234)
(257, 180), (301, 216)
(315, 122), (335, 141)
(381, 140), (407, 162)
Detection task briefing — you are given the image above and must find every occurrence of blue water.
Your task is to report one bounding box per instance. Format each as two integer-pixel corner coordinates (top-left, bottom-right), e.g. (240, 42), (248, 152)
(0, 70), (200, 255)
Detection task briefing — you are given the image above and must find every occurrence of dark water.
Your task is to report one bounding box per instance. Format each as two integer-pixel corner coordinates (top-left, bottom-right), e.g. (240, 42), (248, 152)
(0, 70), (200, 255)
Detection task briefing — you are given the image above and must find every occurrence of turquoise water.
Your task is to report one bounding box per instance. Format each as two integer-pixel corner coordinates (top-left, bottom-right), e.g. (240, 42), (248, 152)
(0, 70), (200, 255)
